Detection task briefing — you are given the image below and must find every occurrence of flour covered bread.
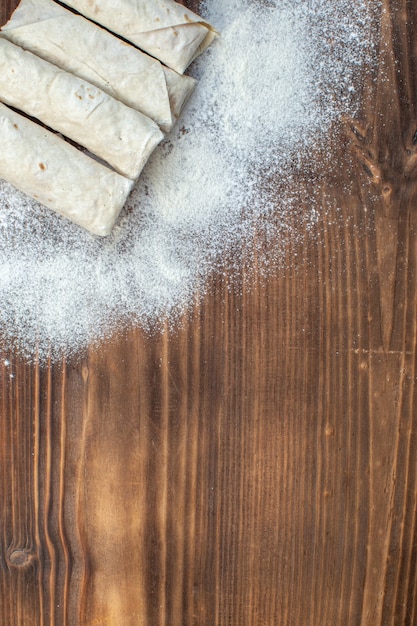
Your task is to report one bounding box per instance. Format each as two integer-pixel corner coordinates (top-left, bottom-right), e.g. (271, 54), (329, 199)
(0, 38), (163, 180)
(0, 0), (196, 131)
(0, 103), (133, 236)
(60, 0), (217, 74)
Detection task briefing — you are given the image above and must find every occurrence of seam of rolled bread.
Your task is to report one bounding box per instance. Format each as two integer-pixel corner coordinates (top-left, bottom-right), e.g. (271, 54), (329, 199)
(0, 37), (164, 180)
(0, 102), (134, 236)
(0, 0), (197, 131)
(59, 0), (217, 74)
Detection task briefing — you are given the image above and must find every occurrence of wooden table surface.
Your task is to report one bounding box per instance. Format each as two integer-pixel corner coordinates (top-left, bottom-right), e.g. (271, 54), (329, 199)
(1, 1), (417, 624)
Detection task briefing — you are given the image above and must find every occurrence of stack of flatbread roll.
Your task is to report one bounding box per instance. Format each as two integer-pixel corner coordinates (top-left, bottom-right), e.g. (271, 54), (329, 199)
(0, 0), (216, 235)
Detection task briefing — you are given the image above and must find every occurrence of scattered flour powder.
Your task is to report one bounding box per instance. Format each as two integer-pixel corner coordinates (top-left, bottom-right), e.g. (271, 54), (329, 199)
(0, 0), (380, 360)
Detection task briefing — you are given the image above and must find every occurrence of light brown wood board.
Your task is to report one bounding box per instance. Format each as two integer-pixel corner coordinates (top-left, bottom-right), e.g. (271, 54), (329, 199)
(0, 0), (417, 624)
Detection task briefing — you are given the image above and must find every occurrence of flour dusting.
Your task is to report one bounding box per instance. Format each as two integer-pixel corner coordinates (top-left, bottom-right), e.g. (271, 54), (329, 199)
(0, 0), (380, 360)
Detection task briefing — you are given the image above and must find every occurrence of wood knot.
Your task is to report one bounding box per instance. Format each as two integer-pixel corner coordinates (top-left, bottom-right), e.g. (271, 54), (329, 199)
(8, 549), (35, 567)
(343, 117), (417, 215)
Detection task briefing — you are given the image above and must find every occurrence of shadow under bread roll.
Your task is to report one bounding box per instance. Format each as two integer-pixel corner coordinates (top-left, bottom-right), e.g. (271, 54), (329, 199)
(0, 103), (134, 236)
(60, 0), (217, 74)
(0, 38), (163, 180)
(1, 0), (197, 132)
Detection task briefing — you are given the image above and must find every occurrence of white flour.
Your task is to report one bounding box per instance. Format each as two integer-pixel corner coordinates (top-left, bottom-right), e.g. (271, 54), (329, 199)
(0, 0), (380, 360)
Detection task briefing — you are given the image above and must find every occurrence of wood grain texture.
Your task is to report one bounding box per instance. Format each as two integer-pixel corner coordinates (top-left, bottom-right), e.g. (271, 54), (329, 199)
(1, 0), (417, 624)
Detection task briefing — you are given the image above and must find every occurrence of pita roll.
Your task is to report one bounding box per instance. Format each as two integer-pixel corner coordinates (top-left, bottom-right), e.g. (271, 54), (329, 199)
(0, 0), (196, 132)
(0, 103), (133, 236)
(60, 0), (217, 74)
(0, 38), (163, 180)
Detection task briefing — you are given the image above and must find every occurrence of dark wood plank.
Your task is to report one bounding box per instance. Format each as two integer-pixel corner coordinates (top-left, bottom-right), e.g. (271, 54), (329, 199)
(1, 0), (417, 624)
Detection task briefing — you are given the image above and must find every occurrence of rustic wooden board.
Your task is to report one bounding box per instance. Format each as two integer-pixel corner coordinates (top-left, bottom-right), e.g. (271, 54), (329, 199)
(1, 0), (417, 624)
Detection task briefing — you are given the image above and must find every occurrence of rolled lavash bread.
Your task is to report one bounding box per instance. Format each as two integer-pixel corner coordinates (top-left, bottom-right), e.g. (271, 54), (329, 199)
(0, 38), (163, 180)
(59, 0), (217, 74)
(0, 103), (134, 236)
(0, 0), (197, 132)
